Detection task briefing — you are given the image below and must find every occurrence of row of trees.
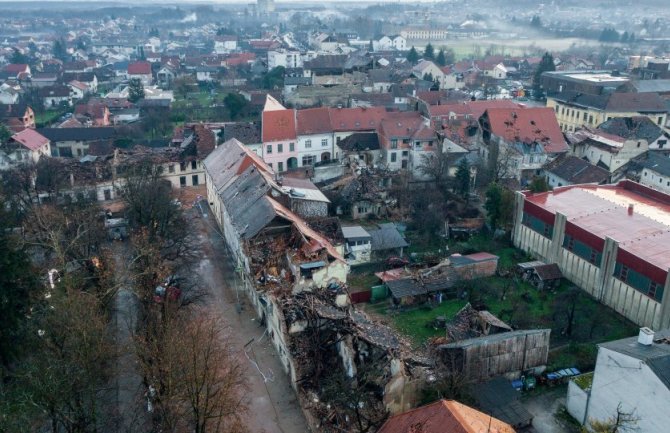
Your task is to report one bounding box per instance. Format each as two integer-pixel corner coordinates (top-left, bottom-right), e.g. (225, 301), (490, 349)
(0, 160), (247, 432)
(406, 44), (456, 67)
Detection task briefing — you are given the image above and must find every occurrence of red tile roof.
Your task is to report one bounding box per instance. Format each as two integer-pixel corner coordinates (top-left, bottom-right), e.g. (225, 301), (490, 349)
(378, 400), (515, 433)
(429, 100), (522, 120)
(12, 128), (49, 151)
(484, 107), (568, 153)
(296, 107), (332, 135)
(328, 107), (387, 132)
(262, 109), (296, 142)
(4, 64), (29, 74)
(128, 61), (151, 75)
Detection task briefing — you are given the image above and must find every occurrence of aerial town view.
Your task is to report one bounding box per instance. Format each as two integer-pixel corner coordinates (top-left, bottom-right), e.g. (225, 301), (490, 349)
(1, 0), (670, 432)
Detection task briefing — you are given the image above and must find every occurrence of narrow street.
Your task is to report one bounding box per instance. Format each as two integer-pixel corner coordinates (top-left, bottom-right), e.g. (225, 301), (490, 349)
(109, 242), (148, 433)
(187, 202), (310, 433)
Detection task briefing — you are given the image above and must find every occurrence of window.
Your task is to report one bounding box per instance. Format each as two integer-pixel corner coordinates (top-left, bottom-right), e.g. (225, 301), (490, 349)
(391, 139), (398, 149)
(561, 107), (565, 115)
(191, 160), (197, 170)
(637, 141), (641, 148)
(522, 212), (554, 239)
(179, 176), (186, 187)
(390, 152), (397, 162)
(305, 139), (312, 148)
(192, 175), (199, 186)
(659, 117), (663, 125)
(402, 151), (408, 156)
(180, 162), (186, 172)
(321, 139), (328, 147)
(554, 106), (559, 112)
(104, 189), (111, 200)
(589, 115), (593, 124)
(289, 142), (295, 151)
(278, 143), (283, 153)
(415, 141), (421, 148)
(563, 235), (601, 265)
(278, 162), (284, 172)
(583, 112), (587, 121)
(168, 164), (175, 173)
(266, 145), (272, 154)
(614, 263), (664, 301)
(302, 155), (315, 166)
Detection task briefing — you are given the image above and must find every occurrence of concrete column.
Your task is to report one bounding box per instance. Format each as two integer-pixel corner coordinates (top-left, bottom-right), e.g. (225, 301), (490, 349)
(511, 192), (525, 247)
(549, 212), (567, 264)
(597, 237), (619, 303)
(658, 268), (670, 330)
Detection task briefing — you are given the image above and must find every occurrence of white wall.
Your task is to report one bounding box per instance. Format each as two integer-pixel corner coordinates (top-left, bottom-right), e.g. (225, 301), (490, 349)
(586, 347), (670, 433)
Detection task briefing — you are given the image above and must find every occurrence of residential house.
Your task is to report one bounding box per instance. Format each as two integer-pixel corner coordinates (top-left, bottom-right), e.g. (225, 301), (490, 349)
(543, 154), (610, 188)
(597, 116), (669, 150)
(62, 73), (98, 93)
(337, 132), (381, 168)
(261, 95), (297, 172)
(0, 86), (19, 104)
(68, 80), (90, 100)
(28, 73), (59, 88)
(195, 66), (218, 83)
(0, 128), (51, 169)
(74, 102), (111, 127)
(38, 86), (72, 109)
(156, 65), (177, 88)
(368, 223), (409, 259)
(214, 35), (237, 54)
(377, 399), (515, 433)
(547, 91), (668, 132)
(0, 103), (35, 132)
(567, 328), (670, 433)
(222, 121), (262, 156)
(127, 61), (153, 85)
(38, 127), (117, 157)
(512, 180), (670, 329)
(480, 107), (569, 182)
(341, 226), (372, 265)
(2, 63), (31, 80)
(296, 107), (335, 168)
(636, 152), (670, 194)
(570, 126), (650, 173)
(377, 111), (439, 175)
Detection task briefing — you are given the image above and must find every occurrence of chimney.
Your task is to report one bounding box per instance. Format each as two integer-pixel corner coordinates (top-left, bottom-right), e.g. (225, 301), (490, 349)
(628, 203), (634, 215)
(638, 327), (654, 346)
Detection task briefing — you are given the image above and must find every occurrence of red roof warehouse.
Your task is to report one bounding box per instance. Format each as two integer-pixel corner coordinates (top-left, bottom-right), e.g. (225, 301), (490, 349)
(513, 180), (670, 330)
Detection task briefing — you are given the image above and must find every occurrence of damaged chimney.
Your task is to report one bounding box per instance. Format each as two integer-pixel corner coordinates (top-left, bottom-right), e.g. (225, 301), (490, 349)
(638, 327), (654, 346)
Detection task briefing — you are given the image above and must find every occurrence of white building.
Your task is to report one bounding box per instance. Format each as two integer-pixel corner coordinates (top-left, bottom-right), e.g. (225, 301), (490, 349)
(214, 36), (237, 54)
(342, 226), (372, 265)
(567, 328), (670, 433)
(267, 50), (304, 69)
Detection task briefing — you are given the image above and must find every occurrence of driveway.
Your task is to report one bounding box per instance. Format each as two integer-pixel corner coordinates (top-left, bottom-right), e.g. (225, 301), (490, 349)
(521, 386), (576, 433)
(187, 203), (310, 433)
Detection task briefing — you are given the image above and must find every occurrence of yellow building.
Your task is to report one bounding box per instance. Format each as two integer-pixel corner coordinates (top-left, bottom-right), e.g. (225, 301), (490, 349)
(546, 91), (668, 132)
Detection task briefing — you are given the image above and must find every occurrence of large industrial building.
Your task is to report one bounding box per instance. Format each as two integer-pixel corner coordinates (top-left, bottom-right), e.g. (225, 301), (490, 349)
(512, 180), (670, 330)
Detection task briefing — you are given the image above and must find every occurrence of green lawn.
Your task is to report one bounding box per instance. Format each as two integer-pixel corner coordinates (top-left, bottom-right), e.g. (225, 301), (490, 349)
(35, 109), (68, 127)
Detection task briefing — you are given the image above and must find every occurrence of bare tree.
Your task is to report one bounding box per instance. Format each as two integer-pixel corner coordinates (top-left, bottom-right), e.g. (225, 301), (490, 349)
(584, 403), (639, 433)
(17, 290), (117, 433)
(135, 307), (248, 433)
(417, 151), (455, 188)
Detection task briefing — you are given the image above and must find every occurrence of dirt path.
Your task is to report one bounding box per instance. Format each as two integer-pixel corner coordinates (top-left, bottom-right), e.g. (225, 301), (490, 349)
(187, 204), (310, 433)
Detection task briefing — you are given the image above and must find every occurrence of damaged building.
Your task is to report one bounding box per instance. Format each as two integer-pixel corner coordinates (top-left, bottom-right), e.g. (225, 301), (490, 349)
(204, 138), (430, 431)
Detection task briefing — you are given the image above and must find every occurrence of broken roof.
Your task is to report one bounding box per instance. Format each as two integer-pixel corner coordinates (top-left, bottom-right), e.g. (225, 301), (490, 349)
(337, 132), (380, 151)
(597, 116), (666, 143)
(482, 107), (568, 153)
(377, 399), (515, 433)
(533, 263), (563, 281)
(543, 154), (610, 184)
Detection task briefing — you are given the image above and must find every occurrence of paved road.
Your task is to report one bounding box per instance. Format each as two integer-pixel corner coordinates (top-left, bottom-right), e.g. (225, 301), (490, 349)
(109, 243), (148, 433)
(189, 204), (310, 433)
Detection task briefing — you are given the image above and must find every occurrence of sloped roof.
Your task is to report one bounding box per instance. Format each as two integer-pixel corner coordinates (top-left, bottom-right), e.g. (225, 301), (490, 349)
(543, 154), (610, 184)
(429, 100), (522, 120)
(483, 107), (568, 153)
(223, 122), (261, 145)
(639, 152), (670, 177)
(533, 263), (563, 280)
(262, 108), (296, 142)
(296, 107), (332, 135)
(369, 223), (409, 251)
(263, 94), (286, 111)
(337, 132), (380, 151)
(598, 116), (665, 142)
(38, 127), (117, 142)
(328, 107), (387, 131)
(11, 128), (49, 151)
(606, 92), (667, 112)
(128, 61), (151, 75)
(377, 399), (515, 433)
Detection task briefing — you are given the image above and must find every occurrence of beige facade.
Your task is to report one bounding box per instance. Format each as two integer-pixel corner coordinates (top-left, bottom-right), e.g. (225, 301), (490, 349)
(547, 97), (668, 132)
